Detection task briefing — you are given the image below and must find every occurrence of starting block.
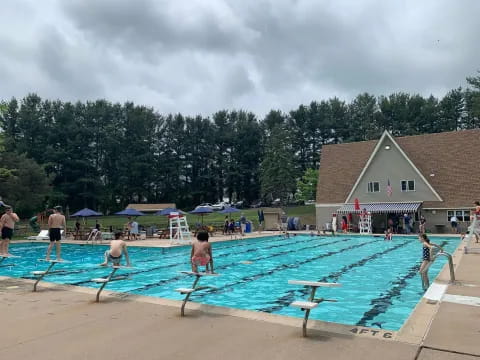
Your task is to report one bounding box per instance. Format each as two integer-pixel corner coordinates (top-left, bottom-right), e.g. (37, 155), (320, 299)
(92, 265), (133, 302)
(175, 271), (219, 316)
(288, 280), (341, 337)
(0, 254), (20, 267)
(32, 259), (71, 292)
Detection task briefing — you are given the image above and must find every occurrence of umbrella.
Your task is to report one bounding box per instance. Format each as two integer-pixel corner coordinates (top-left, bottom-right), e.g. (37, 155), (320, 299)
(154, 207), (186, 216)
(354, 198), (361, 211)
(190, 206), (213, 224)
(71, 208), (102, 217)
(219, 207), (240, 214)
(115, 208), (146, 216)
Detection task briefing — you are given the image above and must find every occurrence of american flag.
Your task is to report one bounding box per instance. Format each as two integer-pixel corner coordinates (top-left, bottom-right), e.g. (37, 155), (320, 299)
(386, 179), (393, 197)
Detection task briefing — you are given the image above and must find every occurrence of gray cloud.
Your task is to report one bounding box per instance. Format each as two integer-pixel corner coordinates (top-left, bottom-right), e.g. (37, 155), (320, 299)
(0, 0), (479, 116)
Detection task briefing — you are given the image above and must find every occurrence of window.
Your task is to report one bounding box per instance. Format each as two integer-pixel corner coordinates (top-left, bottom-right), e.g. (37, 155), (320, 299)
(447, 210), (471, 222)
(401, 180), (415, 192)
(367, 181), (380, 193)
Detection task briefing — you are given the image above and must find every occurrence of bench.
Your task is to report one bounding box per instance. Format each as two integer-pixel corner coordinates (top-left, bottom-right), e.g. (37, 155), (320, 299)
(288, 280), (341, 337)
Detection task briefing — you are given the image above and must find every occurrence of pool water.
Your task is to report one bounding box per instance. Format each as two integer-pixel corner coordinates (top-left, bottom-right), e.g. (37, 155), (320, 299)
(1, 235), (460, 330)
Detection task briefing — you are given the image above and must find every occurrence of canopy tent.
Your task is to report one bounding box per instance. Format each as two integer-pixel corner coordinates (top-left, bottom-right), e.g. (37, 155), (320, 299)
(336, 202), (422, 214)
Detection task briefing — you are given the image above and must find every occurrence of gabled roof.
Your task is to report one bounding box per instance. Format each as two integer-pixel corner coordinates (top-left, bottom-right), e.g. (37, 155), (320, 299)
(127, 203), (176, 211)
(345, 131), (442, 202)
(316, 129), (480, 208)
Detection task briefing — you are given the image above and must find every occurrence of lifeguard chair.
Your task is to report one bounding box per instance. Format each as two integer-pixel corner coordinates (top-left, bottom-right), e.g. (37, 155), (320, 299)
(359, 210), (372, 234)
(169, 212), (192, 245)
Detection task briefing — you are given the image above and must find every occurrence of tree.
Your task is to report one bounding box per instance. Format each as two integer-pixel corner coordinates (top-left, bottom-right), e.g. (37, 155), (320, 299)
(0, 152), (51, 217)
(260, 125), (297, 205)
(465, 71), (480, 129)
(296, 168), (318, 202)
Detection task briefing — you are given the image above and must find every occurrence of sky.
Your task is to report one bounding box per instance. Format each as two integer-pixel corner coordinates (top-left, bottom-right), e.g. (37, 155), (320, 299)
(1, 0), (479, 117)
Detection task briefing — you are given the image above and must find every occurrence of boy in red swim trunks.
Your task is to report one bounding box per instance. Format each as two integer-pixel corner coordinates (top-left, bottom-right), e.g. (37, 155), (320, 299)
(191, 230), (214, 273)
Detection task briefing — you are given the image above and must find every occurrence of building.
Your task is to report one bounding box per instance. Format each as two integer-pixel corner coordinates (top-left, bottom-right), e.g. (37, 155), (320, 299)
(316, 129), (480, 233)
(127, 203), (176, 214)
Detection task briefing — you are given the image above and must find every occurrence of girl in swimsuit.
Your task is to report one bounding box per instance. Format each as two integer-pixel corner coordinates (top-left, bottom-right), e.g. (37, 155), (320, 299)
(191, 231), (214, 273)
(418, 234), (443, 290)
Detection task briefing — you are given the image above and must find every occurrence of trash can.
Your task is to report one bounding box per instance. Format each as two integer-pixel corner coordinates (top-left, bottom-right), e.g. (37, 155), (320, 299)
(245, 222), (251, 233)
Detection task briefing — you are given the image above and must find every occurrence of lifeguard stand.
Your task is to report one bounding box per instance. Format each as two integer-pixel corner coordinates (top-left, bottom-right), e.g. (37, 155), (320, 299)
(169, 212), (192, 245)
(359, 211), (372, 234)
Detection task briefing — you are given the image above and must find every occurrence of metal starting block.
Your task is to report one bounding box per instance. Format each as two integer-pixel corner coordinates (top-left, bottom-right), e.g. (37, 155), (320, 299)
(175, 271), (219, 316)
(92, 265), (133, 302)
(288, 280), (341, 337)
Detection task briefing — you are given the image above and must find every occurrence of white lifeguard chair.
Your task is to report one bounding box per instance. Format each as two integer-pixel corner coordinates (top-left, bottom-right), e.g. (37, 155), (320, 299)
(359, 211), (372, 235)
(169, 212), (192, 245)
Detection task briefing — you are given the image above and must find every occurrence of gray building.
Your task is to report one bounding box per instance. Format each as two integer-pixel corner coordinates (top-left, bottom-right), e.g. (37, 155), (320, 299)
(316, 129), (480, 234)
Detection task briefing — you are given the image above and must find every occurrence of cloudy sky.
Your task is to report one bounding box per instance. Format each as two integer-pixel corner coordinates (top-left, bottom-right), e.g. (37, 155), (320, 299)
(1, 0), (479, 117)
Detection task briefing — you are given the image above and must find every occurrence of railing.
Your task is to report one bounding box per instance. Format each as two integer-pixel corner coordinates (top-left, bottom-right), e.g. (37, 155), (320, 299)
(432, 251), (455, 283)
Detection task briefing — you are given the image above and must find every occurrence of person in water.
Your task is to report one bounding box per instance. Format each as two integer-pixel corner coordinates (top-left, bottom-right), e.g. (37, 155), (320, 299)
(191, 230), (214, 273)
(418, 233), (443, 290)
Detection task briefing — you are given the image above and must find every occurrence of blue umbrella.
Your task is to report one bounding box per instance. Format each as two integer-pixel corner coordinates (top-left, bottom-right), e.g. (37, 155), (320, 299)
(219, 207), (240, 214)
(190, 206), (213, 224)
(154, 207), (186, 216)
(71, 208), (102, 217)
(115, 208), (146, 216)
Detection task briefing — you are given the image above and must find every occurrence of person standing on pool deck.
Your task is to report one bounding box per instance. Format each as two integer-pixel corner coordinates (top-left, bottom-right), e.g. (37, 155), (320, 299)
(239, 213), (247, 236)
(46, 206), (66, 261)
(130, 219), (139, 240)
(450, 214), (458, 234)
(419, 215), (426, 234)
(191, 230), (214, 273)
(418, 234), (443, 290)
(0, 206), (20, 256)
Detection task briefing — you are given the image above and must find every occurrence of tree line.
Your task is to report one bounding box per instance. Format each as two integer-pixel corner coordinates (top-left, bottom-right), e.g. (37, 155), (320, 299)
(0, 73), (479, 217)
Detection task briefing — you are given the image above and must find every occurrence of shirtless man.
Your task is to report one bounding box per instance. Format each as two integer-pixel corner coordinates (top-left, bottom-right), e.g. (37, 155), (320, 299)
(100, 232), (131, 267)
(46, 206), (66, 260)
(191, 231), (214, 273)
(0, 206), (20, 256)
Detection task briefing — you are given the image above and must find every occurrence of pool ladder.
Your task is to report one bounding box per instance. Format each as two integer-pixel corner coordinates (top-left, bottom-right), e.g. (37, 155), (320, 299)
(424, 251), (455, 289)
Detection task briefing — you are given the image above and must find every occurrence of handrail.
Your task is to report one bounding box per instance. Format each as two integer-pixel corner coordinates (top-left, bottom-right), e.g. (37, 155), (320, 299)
(432, 251), (455, 284)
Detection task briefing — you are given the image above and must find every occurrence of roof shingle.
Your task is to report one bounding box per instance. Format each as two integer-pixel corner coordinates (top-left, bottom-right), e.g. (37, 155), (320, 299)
(316, 129), (480, 208)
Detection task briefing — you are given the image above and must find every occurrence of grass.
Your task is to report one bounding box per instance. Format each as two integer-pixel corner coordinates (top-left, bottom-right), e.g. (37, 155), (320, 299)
(13, 205), (316, 239)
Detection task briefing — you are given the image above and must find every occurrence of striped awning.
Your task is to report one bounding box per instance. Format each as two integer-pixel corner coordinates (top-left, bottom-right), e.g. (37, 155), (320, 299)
(336, 202), (422, 214)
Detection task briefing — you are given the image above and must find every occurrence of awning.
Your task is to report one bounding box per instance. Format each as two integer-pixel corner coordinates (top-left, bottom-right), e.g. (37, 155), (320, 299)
(336, 202), (422, 214)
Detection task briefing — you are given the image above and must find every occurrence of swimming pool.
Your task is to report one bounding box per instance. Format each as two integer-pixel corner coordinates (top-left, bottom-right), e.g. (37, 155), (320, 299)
(1, 235), (460, 331)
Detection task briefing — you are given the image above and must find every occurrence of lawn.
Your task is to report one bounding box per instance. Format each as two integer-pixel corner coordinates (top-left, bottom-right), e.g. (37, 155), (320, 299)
(14, 205), (316, 238)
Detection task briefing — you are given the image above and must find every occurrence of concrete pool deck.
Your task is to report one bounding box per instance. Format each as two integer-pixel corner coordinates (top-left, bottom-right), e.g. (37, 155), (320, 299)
(1, 233), (479, 359)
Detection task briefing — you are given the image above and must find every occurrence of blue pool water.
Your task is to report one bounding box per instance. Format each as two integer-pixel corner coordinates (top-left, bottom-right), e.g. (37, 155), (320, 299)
(1, 235), (460, 330)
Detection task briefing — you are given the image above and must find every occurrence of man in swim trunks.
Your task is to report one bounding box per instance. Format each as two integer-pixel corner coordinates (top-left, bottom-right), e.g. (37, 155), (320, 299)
(100, 232), (131, 267)
(191, 230), (214, 273)
(0, 206), (20, 256)
(46, 206), (66, 261)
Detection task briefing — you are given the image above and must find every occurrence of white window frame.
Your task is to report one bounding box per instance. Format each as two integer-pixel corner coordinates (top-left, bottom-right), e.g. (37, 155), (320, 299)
(367, 181), (380, 193)
(447, 210), (471, 222)
(400, 180), (416, 192)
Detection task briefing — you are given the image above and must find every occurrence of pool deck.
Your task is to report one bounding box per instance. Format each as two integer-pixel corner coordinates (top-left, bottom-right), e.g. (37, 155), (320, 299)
(1, 233), (479, 359)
